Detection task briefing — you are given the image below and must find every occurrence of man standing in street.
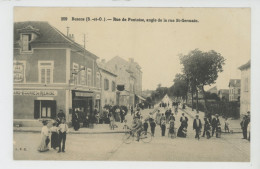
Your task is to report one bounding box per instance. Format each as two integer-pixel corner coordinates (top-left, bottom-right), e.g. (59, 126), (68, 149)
(211, 114), (220, 137)
(193, 115), (202, 140)
(240, 113), (250, 139)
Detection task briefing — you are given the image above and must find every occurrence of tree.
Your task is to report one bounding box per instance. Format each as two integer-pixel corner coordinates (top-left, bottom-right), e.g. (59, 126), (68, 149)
(180, 49), (225, 115)
(172, 73), (189, 102)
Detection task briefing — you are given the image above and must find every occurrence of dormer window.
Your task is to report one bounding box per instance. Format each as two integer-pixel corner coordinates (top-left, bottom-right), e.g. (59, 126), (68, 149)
(17, 25), (40, 53)
(21, 34), (32, 52)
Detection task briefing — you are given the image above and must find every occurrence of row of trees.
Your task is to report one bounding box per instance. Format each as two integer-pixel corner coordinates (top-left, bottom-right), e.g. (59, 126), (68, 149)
(146, 49), (226, 116)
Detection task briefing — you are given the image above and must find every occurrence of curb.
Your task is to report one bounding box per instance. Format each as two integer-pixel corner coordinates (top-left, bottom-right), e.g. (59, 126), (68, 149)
(13, 129), (127, 134)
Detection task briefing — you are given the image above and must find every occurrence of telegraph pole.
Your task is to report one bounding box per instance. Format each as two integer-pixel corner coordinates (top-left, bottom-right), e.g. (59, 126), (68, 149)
(66, 26), (70, 36)
(83, 34), (86, 49)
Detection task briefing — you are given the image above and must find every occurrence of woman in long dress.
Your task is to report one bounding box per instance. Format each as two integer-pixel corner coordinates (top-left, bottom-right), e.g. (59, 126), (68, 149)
(177, 120), (187, 138)
(50, 122), (59, 150)
(38, 120), (50, 152)
(155, 110), (161, 125)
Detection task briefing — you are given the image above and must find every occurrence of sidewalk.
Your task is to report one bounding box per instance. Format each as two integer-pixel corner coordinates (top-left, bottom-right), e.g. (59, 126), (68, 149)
(14, 120), (129, 134)
(181, 106), (242, 133)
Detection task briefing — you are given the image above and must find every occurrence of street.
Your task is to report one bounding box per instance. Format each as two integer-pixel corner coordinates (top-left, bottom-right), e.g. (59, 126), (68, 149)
(13, 108), (250, 161)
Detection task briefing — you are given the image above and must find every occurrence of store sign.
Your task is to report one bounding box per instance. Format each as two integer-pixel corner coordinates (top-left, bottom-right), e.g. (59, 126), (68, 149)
(75, 92), (93, 97)
(14, 90), (57, 96)
(13, 62), (25, 83)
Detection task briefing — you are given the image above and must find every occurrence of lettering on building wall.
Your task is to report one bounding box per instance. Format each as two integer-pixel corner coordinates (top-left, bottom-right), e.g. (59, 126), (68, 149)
(75, 92), (93, 97)
(13, 90), (57, 96)
(13, 62), (25, 83)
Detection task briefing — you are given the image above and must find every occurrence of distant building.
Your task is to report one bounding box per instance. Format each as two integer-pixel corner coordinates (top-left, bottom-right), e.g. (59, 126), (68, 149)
(106, 56), (143, 107)
(218, 89), (229, 101)
(13, 21), (101, 126)
(239, 60), (250, 115)
(228, 79), (241, 102)
(97, 60), (117, 108)
(207, 86), (218, 94)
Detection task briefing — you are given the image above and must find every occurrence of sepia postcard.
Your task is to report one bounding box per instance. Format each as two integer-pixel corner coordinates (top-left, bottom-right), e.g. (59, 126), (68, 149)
(12, 7), (251, 163)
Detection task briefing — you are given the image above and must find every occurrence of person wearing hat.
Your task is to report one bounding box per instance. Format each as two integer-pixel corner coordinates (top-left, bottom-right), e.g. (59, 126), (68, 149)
(38, 120), (50, 152)
(56, 109), (66, 127)
(211, 114), (220, 137)
(240, 113), (250, 139)
(202, 117), (211, 139)
(131, 116), (143, 141)
(193, 115), (202, 140)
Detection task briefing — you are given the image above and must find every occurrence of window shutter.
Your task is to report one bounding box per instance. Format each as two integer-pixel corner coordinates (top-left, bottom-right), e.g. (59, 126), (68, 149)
(34, 100), (40, 119)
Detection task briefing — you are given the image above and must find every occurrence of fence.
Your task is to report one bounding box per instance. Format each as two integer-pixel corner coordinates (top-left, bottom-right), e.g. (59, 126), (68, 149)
(188, 101), (240, 119)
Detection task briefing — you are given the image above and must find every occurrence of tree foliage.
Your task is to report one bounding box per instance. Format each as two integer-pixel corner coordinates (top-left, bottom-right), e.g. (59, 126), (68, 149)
(179, 49), (225, 114)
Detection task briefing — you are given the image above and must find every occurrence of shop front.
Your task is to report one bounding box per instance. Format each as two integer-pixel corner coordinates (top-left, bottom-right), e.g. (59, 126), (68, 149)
(13, 89), (66, 127)
(72, 90), (95, 124)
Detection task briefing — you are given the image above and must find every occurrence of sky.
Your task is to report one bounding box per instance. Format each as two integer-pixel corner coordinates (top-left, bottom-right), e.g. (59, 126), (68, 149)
(14, 7), (250, 91)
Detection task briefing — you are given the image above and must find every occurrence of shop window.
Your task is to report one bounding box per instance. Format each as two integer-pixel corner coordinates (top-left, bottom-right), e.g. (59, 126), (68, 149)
(87, 68), (92, 86)
(34, 100), (56, 119)
(21, 34), (32, 52)
(39, 61), (53, 84)
(104, 79), (109, 91)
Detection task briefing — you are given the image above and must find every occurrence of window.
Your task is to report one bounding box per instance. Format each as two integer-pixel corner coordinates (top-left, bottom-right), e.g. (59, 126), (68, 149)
(104, 79), (109, 91)
(80, 66), (86, 85)
(21, 34), (32, 52)
(87, 68), (92, 86)
(112, 81), (116, 91)
(96, 72), (101, 88)
(39, 61), (53, 84)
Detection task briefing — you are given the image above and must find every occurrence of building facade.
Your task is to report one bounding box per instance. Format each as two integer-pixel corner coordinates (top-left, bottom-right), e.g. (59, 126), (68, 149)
(228, 79), (241, 102)
(239, 60), (250, 115)
(13, 21), (101, 126)
(106, 56), (143, 107)
(97, 60), (117, 108)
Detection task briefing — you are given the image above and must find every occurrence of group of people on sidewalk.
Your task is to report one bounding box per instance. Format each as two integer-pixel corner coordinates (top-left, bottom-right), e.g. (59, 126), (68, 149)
(38, 110), (69, 153)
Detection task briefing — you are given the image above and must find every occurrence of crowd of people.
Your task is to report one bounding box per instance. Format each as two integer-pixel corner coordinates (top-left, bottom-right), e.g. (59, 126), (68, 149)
(129, 106), (243, 141)
(38, 110), (69, 153)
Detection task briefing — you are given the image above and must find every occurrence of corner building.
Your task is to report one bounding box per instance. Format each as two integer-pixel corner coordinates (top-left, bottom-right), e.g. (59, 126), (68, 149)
(13, 21), (101, 126)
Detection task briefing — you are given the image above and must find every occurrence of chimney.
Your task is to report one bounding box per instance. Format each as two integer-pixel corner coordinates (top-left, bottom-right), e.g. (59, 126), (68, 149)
(129, 58), (134, 63)
(69, 34), (75, 41)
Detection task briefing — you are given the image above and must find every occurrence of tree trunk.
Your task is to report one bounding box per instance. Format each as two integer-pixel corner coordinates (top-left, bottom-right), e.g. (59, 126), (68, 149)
(191, 91), (194, 111)
(196, 89), (199, 113)
(201, 86), (208, 115)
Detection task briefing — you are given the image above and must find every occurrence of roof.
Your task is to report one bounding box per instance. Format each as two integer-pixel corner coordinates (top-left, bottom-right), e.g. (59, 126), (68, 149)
(207, 86), (218, 93)
(218, 89), (229, 94)
(97, 61), (117, 77)
(238, 60), (250, 70)
(228, 79), (241, 88)
(14, 21), (98, 59)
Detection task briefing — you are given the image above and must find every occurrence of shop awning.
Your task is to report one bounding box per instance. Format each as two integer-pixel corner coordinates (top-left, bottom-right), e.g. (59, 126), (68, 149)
(136, 95), (146, 101)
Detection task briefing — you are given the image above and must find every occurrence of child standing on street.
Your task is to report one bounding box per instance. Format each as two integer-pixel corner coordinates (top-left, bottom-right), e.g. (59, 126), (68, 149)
(58, 118), (69, 153)
(224, 117), (230, 133)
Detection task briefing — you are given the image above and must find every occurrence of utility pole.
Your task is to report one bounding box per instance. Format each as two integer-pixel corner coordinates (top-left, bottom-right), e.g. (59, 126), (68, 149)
(83, 34), (86, 49)
(66, 26), (70, 36)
